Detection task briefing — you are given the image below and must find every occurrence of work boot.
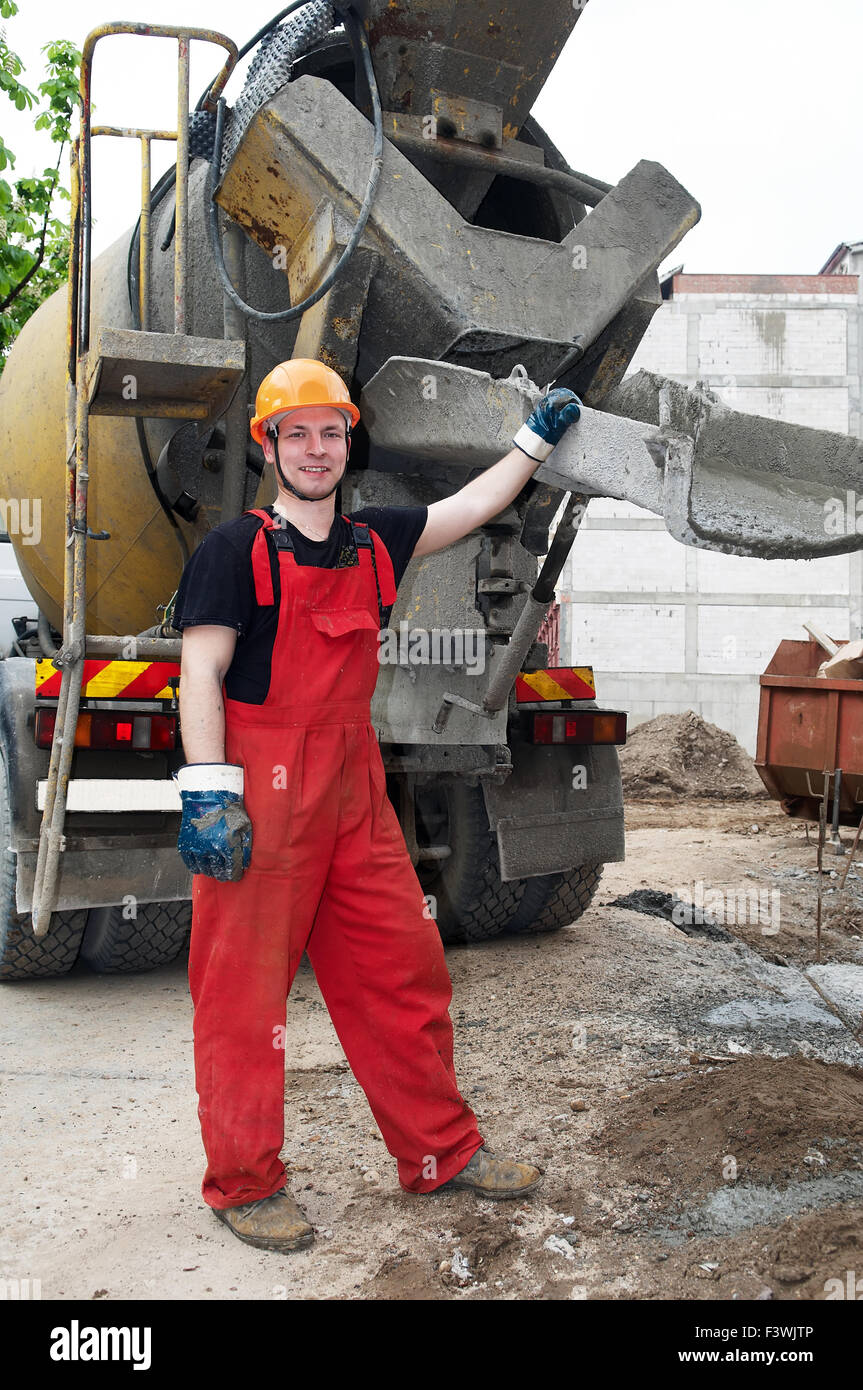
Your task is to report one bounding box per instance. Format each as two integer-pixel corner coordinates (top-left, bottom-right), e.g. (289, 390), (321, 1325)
(437, 1145), (542, 1200)
(212, 1187), (315, 1252)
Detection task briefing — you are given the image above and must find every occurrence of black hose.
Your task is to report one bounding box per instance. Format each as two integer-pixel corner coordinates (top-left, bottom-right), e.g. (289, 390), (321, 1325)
(135, 418), (190, 562)
(195, 0), (320, 111)
(38, 612), (60, 658)
(204, 4), (382, 323)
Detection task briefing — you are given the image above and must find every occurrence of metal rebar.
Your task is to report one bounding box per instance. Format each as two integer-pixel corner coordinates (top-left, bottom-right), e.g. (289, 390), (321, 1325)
(815, 769), (830, 964)
(829, 766), (845, 854)
(839, 810), (863, 891)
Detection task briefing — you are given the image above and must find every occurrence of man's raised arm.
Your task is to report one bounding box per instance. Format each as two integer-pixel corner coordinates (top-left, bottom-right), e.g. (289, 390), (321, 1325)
(412, 389), (582, 558)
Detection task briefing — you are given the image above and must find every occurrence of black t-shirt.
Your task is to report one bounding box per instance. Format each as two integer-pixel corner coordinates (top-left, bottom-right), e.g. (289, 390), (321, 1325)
(172, 505), (428, 704)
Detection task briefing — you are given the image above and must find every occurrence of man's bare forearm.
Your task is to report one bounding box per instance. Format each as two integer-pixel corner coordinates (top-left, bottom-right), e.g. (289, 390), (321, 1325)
(415, 386), (581, 557)
(414, 446), (540, 557)
(461, 445), (540, 521)
(179, 668), (227, 764)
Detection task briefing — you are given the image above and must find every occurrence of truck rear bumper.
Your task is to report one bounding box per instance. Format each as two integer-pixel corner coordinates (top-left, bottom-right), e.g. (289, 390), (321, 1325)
(15, 843), (190, 913)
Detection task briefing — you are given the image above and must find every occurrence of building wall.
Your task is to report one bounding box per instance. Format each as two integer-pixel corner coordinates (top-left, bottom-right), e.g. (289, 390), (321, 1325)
(0, 533), (38, 654)
(559, 268), (863, 755)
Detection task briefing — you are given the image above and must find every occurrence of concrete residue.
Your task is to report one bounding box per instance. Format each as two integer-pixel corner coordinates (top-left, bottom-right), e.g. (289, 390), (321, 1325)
(652, 1172), (863, 1243)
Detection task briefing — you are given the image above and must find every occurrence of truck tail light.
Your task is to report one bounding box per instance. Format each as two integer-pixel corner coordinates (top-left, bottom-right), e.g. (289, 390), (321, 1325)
(35, 709), (177, 751)
(528, 711), (627, 745)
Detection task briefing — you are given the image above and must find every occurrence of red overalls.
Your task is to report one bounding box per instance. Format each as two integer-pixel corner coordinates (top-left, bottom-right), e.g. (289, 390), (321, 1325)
(187, 509), (484, 1208)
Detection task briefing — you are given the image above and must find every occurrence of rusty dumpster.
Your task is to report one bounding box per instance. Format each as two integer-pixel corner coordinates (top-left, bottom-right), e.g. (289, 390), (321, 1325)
(756, 637), (863, 825)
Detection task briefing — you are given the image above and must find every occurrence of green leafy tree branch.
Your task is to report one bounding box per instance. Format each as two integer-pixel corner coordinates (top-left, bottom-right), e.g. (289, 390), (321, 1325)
(0, 0), (80, 367)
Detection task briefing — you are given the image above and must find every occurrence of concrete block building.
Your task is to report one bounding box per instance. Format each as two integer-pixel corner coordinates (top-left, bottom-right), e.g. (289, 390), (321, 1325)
(559, 243), (863, 754)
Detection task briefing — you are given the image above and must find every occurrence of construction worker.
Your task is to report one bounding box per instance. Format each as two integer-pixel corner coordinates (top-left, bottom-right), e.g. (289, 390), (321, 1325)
(173, 358), (582, 1252)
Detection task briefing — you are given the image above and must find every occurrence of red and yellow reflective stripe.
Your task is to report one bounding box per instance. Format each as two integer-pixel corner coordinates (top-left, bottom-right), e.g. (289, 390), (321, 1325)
(515, 667), (595, 702)
(35, 659), (180, 700)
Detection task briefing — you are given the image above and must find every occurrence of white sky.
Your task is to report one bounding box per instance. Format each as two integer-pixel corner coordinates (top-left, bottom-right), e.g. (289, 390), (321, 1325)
(2, 0), (861, 272)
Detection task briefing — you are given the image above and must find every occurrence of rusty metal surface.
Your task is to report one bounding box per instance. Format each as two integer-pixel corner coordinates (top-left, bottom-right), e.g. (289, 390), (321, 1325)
(429, 90), (503, 148)
(360, 0), (585, 133)
(288, 202), (379, 379)
(217, 75), (698, 384)
(358, 0), (587, 215)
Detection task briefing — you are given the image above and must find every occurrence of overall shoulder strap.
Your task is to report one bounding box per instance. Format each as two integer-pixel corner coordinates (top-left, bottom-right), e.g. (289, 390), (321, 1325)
(366, 525), (398, 608)
(347, 519), (398, 625)
(245, 508), (278, 606)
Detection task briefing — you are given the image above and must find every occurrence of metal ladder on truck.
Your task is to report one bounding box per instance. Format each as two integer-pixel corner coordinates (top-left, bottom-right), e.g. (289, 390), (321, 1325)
(31, 23), (246, 937)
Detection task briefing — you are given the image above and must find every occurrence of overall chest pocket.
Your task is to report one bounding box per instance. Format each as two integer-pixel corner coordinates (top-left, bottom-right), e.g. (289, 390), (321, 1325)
(309, 607), (380, 638)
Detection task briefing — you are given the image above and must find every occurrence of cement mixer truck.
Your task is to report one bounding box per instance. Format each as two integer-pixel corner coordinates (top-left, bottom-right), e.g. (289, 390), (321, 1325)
(1, 1), (861, 980)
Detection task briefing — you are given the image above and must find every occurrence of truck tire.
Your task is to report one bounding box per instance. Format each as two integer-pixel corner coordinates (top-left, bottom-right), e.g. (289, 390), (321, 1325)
(414, 782), (525, 945)
(0, 753), (86, 980)
(80, 900), (192, 974)
(504, 863), (603, 936)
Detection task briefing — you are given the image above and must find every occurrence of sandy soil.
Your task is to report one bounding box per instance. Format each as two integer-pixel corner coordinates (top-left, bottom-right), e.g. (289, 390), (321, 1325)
(2, 795), (862, 1301)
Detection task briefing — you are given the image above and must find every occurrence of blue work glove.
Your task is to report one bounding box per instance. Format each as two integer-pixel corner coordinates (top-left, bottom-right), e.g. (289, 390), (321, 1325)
(175, 764), (252, 881)
(513, 387), (582, 462)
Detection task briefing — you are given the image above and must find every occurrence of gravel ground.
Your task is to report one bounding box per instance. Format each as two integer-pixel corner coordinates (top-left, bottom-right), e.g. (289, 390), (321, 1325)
(2, 796), (862, 1301)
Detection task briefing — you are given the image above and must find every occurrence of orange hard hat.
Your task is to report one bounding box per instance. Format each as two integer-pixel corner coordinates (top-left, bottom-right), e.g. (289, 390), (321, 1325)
(249, 359), (361, 444)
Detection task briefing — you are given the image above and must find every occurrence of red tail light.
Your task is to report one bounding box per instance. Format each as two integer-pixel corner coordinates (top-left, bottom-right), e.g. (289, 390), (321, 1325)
(528, 711), (627, 745)
(35, 709), (177, 751)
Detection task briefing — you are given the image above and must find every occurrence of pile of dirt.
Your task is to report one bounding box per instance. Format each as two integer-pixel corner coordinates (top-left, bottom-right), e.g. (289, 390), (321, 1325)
(591, 1055), (863, 1196)
(619, 710), (767, 800)
(622, 1205), (863, 1302)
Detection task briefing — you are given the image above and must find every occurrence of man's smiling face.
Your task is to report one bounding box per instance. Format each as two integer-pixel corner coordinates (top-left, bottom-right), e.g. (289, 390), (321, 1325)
(264, 405), (351, 499)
